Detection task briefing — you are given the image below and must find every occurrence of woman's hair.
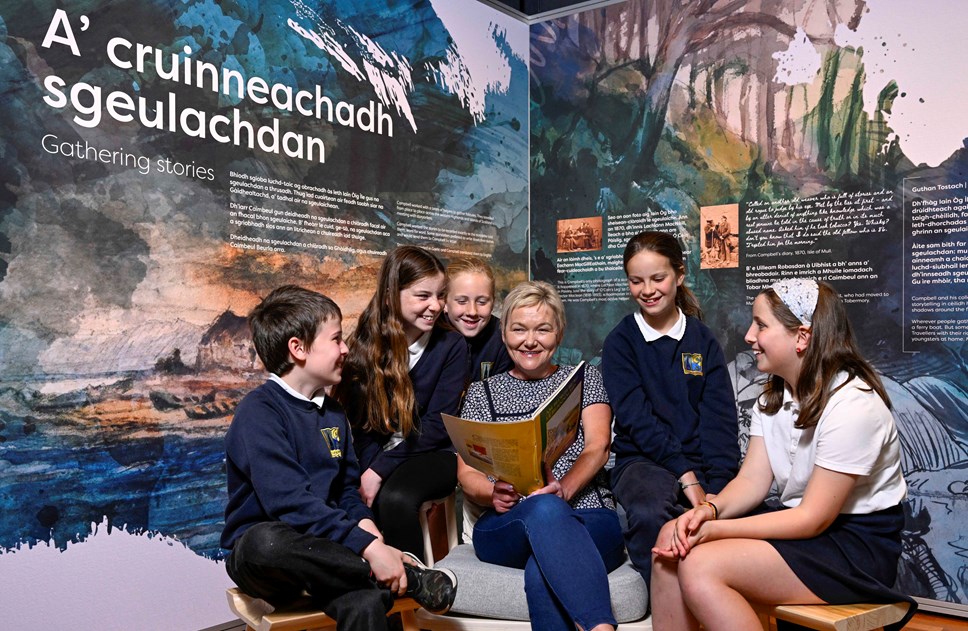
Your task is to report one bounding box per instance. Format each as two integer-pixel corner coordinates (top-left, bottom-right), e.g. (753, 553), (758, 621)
(623, 231), (703, 319)
(335, 245), (446, 436)
(445, 256), (495, 296)
(501, 281), (566, 344)
(758, 281), (891, 428)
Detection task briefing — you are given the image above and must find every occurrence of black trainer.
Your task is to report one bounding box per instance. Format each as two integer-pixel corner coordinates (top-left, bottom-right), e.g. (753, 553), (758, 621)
(402, 552), (457, 615)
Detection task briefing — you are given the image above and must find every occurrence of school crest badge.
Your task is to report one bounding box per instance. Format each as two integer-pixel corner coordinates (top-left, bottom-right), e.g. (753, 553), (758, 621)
(681, 353), (703, 376)
(320, 427), (343, 458)
(480, 361), (494, 381)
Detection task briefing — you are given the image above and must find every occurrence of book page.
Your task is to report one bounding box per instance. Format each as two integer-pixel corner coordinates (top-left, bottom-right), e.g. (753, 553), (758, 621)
(442, 413), (544, 493)
(538, 364), (584, 467)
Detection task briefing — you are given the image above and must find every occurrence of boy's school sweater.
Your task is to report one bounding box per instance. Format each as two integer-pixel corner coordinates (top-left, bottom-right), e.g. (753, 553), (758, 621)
(352, 327), (467, 479)
(602, 314), (739, 493)
(221, 380), (375, 554)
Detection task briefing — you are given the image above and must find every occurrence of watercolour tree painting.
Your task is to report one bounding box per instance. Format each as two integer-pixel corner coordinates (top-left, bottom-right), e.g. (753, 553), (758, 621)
(0, 0), (528, 627)
(530, 0), (968, 612)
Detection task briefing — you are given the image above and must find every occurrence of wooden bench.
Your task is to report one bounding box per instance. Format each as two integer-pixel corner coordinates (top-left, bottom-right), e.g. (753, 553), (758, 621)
(755, 601), (909, 631)
(226, 587), (421, 631)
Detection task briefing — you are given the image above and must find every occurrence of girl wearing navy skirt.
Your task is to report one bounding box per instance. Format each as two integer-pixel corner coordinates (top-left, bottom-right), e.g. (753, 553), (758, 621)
(651, 279), (915, 631)
(335, 246), (467, 557)
(443, 257), (512, 384)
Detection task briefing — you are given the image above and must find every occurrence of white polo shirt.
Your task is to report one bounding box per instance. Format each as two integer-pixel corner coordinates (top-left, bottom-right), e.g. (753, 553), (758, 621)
(750, 373), (907, 514)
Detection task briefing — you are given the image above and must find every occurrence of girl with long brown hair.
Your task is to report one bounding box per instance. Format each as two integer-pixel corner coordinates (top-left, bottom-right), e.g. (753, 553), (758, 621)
(650, 279), (914, 630)
(335, 245), (467, 556)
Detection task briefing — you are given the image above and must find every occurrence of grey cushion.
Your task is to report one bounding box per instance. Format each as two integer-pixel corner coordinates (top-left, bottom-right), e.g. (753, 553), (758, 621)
(435, 544), (649, 623)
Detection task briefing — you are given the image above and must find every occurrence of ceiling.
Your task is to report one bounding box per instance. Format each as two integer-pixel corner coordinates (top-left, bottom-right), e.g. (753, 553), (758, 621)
(477, 0), (619, 21)
(489, 0), (584, 14)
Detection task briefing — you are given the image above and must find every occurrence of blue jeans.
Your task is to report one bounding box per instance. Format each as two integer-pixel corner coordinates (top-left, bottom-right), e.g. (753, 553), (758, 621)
(473, 495), (625, 631)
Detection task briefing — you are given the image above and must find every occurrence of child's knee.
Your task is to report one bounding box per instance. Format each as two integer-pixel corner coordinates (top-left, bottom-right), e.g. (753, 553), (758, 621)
(238, 522), (294, 562)
(375, 486), (419, 517)
(357, 587), (392, 614)
(324, 587), (392, 623)
(677, 547), (723, 599)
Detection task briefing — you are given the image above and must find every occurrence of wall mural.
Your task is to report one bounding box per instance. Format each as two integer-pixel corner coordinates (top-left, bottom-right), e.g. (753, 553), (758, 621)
(5, 0), (967, 625)
(529, 0), (968, 613)
(0, 0), (528, 627)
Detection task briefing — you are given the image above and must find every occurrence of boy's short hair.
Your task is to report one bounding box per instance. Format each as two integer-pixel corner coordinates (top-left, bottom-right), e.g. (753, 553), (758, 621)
(248, 285), (342, 376)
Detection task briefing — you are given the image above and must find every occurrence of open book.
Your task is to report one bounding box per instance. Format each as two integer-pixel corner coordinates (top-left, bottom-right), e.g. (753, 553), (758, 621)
(442, 362), (585, 495)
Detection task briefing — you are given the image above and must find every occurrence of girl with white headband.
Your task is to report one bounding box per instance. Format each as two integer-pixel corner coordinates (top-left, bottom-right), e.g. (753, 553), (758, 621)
(650, 279), (915, 631)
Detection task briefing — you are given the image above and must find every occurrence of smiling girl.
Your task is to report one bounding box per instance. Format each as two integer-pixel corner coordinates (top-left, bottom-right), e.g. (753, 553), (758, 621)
(650, 279), (914, 631)
(444, 257), (512, 384)
(335, 246), (467, 556)
(601, 231), (739, 590)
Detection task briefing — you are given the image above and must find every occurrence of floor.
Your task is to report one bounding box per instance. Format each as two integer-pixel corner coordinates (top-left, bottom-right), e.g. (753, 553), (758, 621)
(213, 608), (968, 630)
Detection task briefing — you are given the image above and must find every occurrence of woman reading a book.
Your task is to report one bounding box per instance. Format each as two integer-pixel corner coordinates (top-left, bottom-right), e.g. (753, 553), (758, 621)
(457, 281), (624, 631)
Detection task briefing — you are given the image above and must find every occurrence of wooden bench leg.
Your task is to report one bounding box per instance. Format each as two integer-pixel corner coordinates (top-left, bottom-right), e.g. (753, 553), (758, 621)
(399, 607), (419, 631)
(757, 608), (772, 631)
(388, 597), (422, 631)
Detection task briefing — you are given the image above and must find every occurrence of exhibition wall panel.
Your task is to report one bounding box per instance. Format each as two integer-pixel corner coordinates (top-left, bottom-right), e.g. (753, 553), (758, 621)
(529, 0), (968, 616)
(0, 0), (528, 628)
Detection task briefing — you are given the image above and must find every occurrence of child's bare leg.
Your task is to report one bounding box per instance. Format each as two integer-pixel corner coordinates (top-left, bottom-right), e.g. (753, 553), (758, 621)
(651, 552), (701, 631)
(677, 539), (823, 631)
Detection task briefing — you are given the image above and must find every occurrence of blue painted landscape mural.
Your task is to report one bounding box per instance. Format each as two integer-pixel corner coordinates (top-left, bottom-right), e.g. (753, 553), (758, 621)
(0, 0), (528, 575)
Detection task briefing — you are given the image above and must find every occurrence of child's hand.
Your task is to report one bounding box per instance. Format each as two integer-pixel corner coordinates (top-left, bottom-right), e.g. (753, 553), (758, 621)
(652, 517), (683, 559)
(362, 540), (407, 595)
(359, 468), (383, 507)
(652, 515), (699, 559)
(652, 507), (713, 559)
(679, 502), (716, 539)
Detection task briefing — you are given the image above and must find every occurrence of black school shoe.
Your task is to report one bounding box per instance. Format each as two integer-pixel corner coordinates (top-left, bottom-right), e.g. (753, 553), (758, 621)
(402, 552), (458, 615)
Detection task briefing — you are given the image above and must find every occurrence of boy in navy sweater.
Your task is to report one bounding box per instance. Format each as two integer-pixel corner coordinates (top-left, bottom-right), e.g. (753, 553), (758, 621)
(221, 285), (456, 630)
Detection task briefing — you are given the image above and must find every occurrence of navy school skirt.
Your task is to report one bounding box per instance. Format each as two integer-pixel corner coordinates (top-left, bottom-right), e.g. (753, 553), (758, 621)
(760, 503), (917, 631)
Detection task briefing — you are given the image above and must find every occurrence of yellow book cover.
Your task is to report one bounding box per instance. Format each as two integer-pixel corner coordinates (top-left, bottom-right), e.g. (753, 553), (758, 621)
(442, 363), (585, 494)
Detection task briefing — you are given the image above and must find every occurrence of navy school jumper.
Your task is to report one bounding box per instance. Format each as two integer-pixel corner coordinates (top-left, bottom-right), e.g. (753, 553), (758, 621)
(465, 316), (513, 383)
(221, 380), (376, 554)
(602, 313), (739, 492)
(352, 326), (468, 478)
